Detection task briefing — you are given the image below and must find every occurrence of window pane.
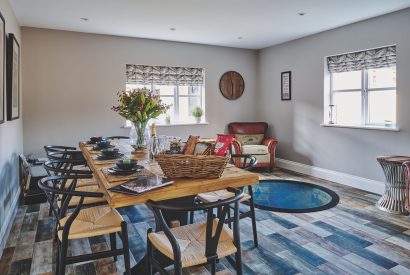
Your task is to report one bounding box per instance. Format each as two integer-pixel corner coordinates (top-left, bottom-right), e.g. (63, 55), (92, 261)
(368, 90), (396, 125)
(179, 85), (201, 96)
(333, 91), (362, 124)
(368, 67), (396, 89)
(178, 97), (201, 121)
(332, 71), (361, 90)
(157, 96), (175, 123)
(154, 85), (175, 96)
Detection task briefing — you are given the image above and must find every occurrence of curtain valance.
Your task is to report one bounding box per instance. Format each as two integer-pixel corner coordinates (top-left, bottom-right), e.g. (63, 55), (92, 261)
(126, 64), (204, 85)
(327, 45), (396, 73)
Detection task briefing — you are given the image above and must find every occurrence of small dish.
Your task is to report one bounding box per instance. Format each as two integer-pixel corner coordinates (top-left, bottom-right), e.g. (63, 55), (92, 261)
(107, 165), (143, 175)
(95, 153), (123, 160)
(102, 148), (119, 157)
(116, 159), (138, 170)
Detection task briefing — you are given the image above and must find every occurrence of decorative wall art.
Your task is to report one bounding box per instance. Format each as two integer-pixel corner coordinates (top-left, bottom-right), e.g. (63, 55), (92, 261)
(7, 33), (19, 120)
(281, 71), (291, 101)
(219, 71), (245, 100)
(0, 13), (5, 124)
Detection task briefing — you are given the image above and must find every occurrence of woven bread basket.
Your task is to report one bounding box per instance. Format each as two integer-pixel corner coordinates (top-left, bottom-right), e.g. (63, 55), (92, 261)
(155, 154), (229, 178)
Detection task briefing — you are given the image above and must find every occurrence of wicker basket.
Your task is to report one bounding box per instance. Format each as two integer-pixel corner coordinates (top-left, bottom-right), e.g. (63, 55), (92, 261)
(155, 154), (229, 178)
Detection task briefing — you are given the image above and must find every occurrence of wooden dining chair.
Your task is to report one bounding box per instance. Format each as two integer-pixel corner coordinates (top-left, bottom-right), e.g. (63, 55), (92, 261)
(192, 154), (259, 247)
(39, 175), (131, 275)
(43, 160), (107, 208)
(44, 145), (84, 161)
(106, 136), (129, 140)
(146, 188), (244, 275)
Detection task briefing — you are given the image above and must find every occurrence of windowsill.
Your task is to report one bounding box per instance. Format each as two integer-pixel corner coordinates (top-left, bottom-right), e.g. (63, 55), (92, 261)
(320, 123), (400, 131)
(122, 121), (209, 128)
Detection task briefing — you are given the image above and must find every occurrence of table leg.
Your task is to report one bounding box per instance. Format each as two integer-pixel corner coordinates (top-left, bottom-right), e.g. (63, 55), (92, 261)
(130, 195), (195, 274)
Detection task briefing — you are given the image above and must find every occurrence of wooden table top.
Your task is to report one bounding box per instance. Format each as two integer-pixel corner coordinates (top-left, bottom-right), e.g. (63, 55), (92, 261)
(80, 139), (259, 208)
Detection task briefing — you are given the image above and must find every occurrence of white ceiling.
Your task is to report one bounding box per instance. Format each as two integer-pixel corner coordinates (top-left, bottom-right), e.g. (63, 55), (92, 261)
(9, 0), (410, 49)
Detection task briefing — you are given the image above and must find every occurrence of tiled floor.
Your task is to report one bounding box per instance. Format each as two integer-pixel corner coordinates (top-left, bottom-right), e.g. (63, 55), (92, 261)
(1, 168), (410, 275)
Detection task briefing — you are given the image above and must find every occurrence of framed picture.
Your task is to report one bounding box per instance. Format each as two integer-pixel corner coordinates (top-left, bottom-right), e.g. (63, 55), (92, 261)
(281, 71), (291, 101)
(0, 13), (5, 124)
(7, 33), (19, 120)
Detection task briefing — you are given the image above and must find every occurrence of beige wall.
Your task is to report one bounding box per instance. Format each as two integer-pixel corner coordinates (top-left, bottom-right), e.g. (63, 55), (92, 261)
(258, 8), (410, 187)
(21, 28), (258, 155)
(0, 0), (22, 256)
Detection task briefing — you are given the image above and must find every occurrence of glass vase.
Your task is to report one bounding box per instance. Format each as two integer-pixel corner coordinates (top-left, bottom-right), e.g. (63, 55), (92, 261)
(133, 121), (150, 150)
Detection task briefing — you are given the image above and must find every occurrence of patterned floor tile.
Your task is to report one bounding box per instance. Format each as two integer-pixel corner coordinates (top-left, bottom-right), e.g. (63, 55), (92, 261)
(1, 168), (410, 275)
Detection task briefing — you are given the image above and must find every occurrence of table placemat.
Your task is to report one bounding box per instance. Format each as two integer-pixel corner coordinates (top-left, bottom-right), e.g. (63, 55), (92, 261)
(101, 167), (155, 183)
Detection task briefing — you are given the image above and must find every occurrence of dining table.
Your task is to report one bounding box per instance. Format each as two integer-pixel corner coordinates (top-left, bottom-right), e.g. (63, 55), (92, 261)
(79, 139), (259, 274)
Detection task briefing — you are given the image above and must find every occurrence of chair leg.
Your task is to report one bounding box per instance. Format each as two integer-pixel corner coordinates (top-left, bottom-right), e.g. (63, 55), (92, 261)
(227, 207), (232, 229)
(189, 210), (194, 224)
(55, 240), (60, 275)
(146, 229), (153, 275)
(249, 201), (258, 247)
(235, 251), (243, 275)
(58, 237), (68, 275)
(121, 222), (131, 275)
(109, 233), (117, 262)
(211, 259), (216, 275)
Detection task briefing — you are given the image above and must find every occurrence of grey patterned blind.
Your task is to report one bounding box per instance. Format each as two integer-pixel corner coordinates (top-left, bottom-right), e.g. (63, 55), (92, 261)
(126, 64), (204, 85)
(327, 45), (396, 73)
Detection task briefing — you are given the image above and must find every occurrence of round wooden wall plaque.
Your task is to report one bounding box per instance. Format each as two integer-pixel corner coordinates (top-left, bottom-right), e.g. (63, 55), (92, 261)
(219, 71), (245, 100)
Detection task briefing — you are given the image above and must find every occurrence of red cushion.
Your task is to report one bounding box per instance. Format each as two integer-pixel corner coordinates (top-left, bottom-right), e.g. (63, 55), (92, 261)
(212, 134), (234, 156)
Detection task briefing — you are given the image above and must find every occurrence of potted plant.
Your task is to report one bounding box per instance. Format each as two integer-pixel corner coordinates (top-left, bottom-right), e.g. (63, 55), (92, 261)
(112, 88), (170, 150)
(192, 106), (203, 123)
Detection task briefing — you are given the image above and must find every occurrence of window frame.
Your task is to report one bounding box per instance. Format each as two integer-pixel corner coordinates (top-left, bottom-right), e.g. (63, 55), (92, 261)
(329, 67), (396, 127)
(125, 83), (205, 125)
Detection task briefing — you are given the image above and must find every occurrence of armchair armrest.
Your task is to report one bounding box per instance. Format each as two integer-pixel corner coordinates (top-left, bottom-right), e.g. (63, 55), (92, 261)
(262, 137), (278, 153)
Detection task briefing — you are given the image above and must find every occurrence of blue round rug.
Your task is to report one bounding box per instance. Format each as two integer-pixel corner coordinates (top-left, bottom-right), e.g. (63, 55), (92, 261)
(247, 180), (339, 213)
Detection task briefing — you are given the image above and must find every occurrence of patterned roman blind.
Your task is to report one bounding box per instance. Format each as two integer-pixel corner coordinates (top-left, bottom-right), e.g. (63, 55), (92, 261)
(327, 45), (396, 73)
(126, 64), (204, 85)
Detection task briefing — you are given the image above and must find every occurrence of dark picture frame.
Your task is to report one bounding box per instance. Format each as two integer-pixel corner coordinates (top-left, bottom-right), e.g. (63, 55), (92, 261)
(7, 33), (19, 121)
(281, 71), (291, 101)
(0, 12), (5, 124)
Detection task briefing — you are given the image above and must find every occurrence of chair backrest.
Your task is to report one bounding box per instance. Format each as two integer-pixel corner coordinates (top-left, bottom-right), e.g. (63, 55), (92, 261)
(404, 161), (410, 212)
(147, 188), (244, 262)
(43, 160), (92, 177)
(47, 150), (86, 162)
(106, 136), (129, 140)
(228, 122), (268, 135)
(39, 175), (103, 227)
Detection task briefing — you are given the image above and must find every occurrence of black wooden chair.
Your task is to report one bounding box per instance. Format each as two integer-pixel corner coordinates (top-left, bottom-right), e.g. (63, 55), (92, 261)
(39, 175), (131, 275)
(43, 160), (106, 209)
(192, 154), (259, 247)
(44, 145), (84, 161)
(106, 136), (129, 140)
(146, 188), (244, 275)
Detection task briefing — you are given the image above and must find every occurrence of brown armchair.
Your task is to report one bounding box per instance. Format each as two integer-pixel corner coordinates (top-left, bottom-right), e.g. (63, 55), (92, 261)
(228, 122), (278, 171)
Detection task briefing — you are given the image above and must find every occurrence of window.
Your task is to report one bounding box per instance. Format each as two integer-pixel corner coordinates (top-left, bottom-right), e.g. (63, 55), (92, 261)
(326, 46), (397, 128)
(125, 83), (204, 124)
(125, 65), (205, 125)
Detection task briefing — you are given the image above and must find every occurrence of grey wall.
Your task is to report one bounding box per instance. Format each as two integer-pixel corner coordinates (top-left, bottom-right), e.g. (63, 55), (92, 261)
(258, 8), (410, 182)
(21, 28), (258, 156)
(0, 0), (22, 256)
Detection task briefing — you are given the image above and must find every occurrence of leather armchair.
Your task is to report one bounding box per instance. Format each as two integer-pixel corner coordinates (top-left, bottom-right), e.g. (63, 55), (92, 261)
(228, 122), (278, 171)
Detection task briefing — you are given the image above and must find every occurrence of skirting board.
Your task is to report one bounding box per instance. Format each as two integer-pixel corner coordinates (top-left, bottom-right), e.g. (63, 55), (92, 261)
(276, 158), (385, 195)
(0, 188), (20, 258)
